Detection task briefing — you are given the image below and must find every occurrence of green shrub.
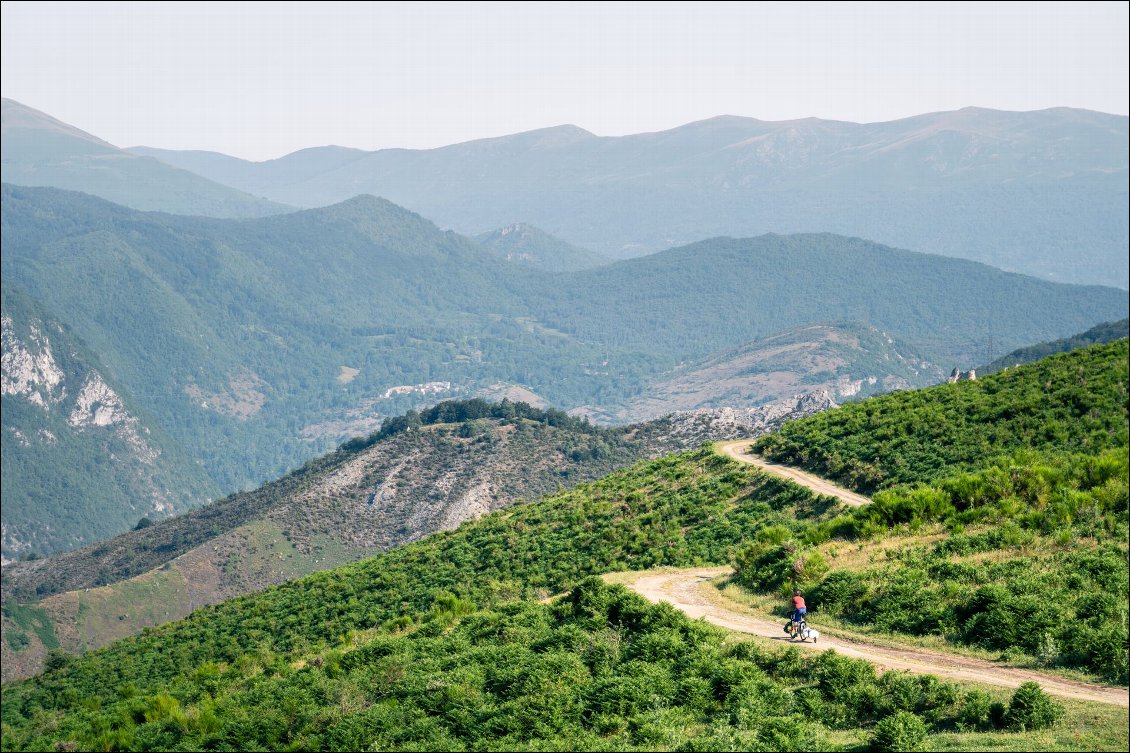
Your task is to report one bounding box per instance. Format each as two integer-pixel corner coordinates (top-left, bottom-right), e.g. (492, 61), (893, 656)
(809, 571), (868, 616)
(956, 689), (992, 730)
(1004, 682), (1063, 731)
(869, 710), (928, 752)
(42, 648), (75, 673)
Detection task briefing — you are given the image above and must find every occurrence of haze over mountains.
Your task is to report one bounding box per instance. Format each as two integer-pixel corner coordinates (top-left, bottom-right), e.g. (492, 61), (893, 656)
(7, 97), (1126, 288)
(130, 106), (1130, 288)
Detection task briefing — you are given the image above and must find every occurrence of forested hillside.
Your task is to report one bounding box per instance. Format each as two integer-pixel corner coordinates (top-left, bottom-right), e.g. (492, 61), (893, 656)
(2, 344), (1126, 750)
(982, 318), (1129, 373)
(3, 185), (1125, 554)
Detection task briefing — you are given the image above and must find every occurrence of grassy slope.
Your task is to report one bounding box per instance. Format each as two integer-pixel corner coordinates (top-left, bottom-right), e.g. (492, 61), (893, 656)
(0, 407), (669, 682)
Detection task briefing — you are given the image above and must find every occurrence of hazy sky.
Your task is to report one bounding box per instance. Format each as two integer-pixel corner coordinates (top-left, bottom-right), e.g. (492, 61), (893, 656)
(2, 1), (1127, 160)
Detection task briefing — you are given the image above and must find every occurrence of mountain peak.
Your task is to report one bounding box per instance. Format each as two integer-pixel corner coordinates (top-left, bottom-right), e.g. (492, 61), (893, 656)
(1, 98), (115, 148)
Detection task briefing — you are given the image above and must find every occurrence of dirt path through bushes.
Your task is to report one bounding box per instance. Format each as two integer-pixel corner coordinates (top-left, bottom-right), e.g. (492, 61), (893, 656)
(617, 567), (1128, 707)
(716, 440), (872, 507)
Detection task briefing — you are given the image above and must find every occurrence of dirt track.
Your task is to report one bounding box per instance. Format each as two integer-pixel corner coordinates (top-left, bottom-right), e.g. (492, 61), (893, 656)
(619, 567), (1129, 708)
(717, 440), (872, 507)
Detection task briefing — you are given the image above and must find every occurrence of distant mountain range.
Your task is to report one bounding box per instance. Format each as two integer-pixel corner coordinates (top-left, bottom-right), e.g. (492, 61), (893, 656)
(3, 183), (1126, 556)
(1, 98), (290, 217)
(130, 107), (1129, 287)
(7, 98), (1125, 286)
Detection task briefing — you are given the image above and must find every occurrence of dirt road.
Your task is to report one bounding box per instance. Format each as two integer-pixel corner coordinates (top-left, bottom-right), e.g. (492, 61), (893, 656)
(717, 440), (872, 507)
(619, 566), (1128, 708)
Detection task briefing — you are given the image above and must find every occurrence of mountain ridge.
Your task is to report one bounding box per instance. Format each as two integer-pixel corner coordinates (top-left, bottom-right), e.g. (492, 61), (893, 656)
(1, 98), (292, 218)
(125, 105), (1130, 287)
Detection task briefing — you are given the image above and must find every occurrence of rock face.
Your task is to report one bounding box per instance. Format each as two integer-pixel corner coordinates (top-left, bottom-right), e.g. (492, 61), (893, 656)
(645, 391), (838, 453)
(947, 367), (978, 382)
(1, 316), (66, 407)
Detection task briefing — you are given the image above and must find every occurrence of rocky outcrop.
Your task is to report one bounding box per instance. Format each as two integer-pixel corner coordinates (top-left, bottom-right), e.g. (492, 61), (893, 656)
(947, 367), (977, 383)
(69, 373), (129, 427)
(642, 390), (837, 454)
(1, 316), (66, 407)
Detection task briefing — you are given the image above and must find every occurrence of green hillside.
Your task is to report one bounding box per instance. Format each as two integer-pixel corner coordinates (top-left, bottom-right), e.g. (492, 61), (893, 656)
(3, 578), (1096, 752)
(2, 345), (1127, 750)
(736, 341), (1129, 682)
(0, 396), (833, 684)
(754, 339), (1129, 490)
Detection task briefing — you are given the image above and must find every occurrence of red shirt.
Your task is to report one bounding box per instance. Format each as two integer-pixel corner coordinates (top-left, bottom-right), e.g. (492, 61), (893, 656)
(793, 595), (806, 610)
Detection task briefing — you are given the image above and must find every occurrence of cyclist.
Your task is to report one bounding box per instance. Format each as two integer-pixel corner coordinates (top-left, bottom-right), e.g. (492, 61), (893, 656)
(790, 589), (807, 632)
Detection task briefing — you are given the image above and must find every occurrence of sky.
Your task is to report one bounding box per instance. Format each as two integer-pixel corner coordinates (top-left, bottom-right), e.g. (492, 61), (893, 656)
(2, 1), (1127, 161)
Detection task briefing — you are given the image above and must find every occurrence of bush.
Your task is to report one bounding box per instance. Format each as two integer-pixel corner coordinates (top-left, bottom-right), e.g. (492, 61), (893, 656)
(43, 649), (76, 673)
(869, 710), (928, 752)
(956, 689), (992, 730)
(810, 571), (869, 616)
(1004, 682), (1063, 731)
